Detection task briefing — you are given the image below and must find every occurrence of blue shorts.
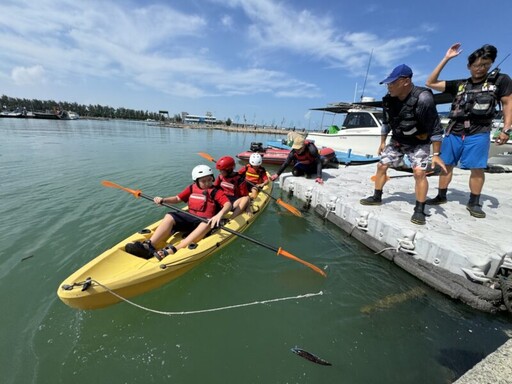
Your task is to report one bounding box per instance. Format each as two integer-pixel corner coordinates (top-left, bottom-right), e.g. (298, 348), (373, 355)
(441, 133), (489, 169)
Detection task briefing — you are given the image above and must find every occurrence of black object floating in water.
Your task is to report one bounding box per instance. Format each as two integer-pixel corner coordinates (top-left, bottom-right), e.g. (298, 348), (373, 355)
(291, 347), (332, 366)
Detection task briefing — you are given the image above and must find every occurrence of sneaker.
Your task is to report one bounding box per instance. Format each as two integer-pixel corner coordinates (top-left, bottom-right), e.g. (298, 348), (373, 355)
(410, 211), (426, 225)
(466, 204), (486, 218)
(425, 195), (447, 205)
(125, 240), (155, 259)
(360, 196), (382, 206)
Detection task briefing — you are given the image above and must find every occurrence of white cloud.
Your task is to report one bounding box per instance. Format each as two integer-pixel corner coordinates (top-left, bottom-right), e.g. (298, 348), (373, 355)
(11, 65), (46, 85)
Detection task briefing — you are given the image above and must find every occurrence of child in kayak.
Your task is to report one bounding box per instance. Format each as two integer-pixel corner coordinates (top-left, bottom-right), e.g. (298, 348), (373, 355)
(125, 165), (232, 260)
(239, 153), (269, 199)
(214, 156), (251, 218)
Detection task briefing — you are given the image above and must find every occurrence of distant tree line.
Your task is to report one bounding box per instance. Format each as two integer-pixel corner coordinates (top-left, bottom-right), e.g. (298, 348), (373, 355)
(1, 94), (176, 121)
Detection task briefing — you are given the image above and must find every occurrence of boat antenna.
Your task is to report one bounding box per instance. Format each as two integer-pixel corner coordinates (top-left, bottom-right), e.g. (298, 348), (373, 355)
(494, 53), (510, 69)
(360, 49), (373, 101)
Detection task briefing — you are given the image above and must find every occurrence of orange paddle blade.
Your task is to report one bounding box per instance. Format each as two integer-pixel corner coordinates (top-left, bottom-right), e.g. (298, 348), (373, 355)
(101, 180), (141, 198)
(277, 247), (326, 277)
(276, 198), (302, 217)
(370, 175), (391, 182)
(198, 152), (216, 163)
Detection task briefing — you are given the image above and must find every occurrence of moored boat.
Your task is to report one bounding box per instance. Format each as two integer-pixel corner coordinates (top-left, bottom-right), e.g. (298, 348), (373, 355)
(265, 140), (379, 165)
(307, 102), (386, 157)
(236, 142), (292, 165)
(310, 100), (511, 161)
(58, 181), (273, 310)
(33, 109), (75, 120)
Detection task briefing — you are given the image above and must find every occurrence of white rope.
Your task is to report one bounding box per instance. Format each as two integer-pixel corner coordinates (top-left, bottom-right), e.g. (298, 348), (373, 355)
(92, 280), (323, 316)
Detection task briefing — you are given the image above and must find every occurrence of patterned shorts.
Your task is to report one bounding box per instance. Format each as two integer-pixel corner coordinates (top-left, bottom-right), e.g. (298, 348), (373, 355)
(380, 140), (431, 170)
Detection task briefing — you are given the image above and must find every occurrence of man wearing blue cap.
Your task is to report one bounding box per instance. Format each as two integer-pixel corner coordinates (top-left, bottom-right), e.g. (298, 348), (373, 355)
(360, 64), (446, 225)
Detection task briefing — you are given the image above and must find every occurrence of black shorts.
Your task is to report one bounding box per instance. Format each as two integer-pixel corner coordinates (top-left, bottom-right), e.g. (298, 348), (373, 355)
(168, 211), (205, 233)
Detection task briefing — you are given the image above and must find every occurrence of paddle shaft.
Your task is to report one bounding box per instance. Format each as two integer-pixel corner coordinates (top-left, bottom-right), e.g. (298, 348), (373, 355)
(101, 180), (324, 276)
(139, 193), (283, 255)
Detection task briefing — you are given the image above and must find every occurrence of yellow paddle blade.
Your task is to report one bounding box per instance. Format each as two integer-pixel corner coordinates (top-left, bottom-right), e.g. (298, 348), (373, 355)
(277, 247), (326, 277)
(276, 198), (302, 217)
(101, 180), (141, 198)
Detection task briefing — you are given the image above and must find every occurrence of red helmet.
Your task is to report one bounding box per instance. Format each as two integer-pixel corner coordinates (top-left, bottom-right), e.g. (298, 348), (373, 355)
(216, 156), (235, 171)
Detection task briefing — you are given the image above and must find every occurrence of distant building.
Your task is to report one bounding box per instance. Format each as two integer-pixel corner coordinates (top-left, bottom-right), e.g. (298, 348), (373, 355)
(181, 112), (217, 124)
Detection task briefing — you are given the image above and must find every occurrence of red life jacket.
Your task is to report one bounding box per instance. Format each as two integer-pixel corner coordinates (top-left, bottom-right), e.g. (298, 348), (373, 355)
(187, 184), (220, 218)
(294, 142), (317, 165)
(215, 172), (247, 197)
(243, 164), (266, 184)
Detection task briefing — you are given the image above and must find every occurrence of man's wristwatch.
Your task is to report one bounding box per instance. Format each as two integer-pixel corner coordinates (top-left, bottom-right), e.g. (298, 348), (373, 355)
(503, 128), (512, 137)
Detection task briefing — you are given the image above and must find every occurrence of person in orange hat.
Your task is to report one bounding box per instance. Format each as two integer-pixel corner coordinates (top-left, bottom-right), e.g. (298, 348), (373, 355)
(270, 136), (324, 184)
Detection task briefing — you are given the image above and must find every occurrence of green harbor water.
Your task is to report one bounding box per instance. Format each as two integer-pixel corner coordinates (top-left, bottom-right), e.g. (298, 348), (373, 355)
(1, 118), (511, 383)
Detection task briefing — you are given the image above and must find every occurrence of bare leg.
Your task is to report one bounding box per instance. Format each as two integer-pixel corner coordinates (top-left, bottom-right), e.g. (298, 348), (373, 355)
(437, 165), (454, 189)
(469, 169), (485, 195)
(413, 168), (428, 202)
(175, 222), (211, 251)
(374, 162), (389, 190)
(150, 213), (175, 244)
(231, 196), (251, 218)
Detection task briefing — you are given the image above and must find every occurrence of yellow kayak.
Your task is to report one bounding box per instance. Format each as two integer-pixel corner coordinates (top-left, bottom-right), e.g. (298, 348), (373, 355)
(57, 182), (272, 310)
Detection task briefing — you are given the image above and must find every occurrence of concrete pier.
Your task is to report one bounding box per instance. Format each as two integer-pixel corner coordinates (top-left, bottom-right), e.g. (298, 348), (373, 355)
(276, 164), (512, 381)
(276, 164), (512, 312)
(454, 337), (512, 383)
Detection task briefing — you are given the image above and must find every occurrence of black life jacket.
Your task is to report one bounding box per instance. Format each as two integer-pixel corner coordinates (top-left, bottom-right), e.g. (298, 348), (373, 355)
(383, 86), (432, 143)
(448, 69), (500, 123)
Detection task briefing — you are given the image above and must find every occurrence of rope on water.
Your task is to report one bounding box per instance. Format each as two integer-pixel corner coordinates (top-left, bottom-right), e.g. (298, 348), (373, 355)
(91, 279), (324, 316)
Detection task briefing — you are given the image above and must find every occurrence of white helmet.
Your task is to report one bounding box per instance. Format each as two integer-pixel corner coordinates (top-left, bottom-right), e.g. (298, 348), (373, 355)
(249, 153), (263, 166)
(192, 165), (214, 181)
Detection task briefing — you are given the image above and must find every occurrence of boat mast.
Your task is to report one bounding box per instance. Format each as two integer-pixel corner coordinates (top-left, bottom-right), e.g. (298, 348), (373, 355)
(360, 49), (373, 101)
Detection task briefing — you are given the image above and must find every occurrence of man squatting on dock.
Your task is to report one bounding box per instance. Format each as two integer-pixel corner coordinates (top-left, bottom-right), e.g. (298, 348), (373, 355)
(360, 64), (447, 225)
(425, 43), (512, 218)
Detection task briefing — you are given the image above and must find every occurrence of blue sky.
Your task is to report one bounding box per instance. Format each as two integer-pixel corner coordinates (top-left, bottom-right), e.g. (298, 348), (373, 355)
(1, 0), (511, 129)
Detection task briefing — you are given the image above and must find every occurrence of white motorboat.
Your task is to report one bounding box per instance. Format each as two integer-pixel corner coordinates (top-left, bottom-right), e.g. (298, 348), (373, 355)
(307, 102), (385, 157)
(309, 101), (511, 160)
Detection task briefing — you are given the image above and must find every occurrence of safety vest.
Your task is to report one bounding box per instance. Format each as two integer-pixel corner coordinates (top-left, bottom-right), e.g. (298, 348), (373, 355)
(187, 184), (220, 218)
(243, 164), (266, 184)
(293, 142), (317, 164)
(448, 69), (499, 123)
(216, 172), (246, 197)
(383, 86), (432, 143)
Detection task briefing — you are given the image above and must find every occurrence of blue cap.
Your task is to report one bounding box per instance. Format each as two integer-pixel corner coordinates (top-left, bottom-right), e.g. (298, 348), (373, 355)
(379, 64), (413, 84)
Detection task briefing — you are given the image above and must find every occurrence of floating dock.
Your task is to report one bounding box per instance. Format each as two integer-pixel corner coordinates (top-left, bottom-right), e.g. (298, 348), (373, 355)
(276, 164), (512, 313)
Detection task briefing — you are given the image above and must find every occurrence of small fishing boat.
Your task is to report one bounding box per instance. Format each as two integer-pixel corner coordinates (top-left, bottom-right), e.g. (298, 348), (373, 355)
(58, 182), (273, 310)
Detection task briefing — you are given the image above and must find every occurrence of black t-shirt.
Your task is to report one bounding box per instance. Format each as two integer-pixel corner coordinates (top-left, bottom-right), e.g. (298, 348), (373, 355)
(445, 73), (512, 135)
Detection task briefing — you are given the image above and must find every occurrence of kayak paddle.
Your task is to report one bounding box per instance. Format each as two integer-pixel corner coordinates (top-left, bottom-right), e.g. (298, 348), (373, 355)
(101, 180), (326, 277)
